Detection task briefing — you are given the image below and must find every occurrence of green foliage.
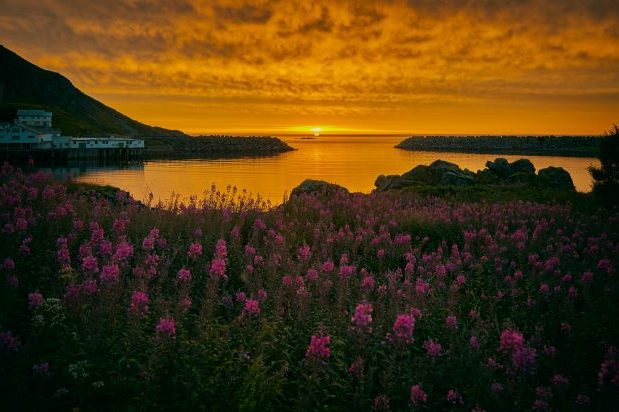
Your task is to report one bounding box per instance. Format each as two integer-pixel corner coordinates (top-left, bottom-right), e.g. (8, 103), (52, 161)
(589, 124), (619, 200)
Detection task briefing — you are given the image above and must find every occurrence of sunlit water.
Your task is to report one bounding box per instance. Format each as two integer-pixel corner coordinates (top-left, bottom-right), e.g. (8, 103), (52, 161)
(60, 135), (599, 205)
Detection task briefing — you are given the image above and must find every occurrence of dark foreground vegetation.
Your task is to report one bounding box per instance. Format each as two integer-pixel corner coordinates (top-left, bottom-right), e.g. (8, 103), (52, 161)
(396, 136), (600, 157)
(1, 162), (618, 411)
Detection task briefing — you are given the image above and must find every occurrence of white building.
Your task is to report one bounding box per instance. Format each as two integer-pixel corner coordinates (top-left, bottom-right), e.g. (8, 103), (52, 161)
(0, 123), (59, 148)
(16, 109), (52, 128)
(0, 109), (144, 152)
(50, 137), (145, 150)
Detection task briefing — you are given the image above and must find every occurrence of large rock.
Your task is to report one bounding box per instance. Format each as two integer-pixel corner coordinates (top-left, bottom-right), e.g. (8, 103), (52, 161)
(510, 159), (535, 175)
(537, 167), (575, 191)
(485, 158), (511, 178)
(375, 160), (474, 190)
(375, 175), (401, 191)
(290, 179), (350, 197)
(440, 170), (475, 186)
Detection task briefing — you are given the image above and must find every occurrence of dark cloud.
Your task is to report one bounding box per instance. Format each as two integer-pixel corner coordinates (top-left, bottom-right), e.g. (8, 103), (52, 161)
(0, 0), (617, 133)
(213, 3), (273, 24)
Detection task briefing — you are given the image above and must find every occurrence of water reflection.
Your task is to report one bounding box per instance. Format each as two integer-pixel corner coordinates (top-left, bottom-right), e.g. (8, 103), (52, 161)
(70, 135), (599, 204)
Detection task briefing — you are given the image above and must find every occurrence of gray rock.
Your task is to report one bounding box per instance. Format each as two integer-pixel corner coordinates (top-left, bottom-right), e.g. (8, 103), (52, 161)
(428, 159), (461, 172)
(291, 179), (350, 197)
(537, 167), (575, 191)
(506, 172), (537, 185)
(375, 175), (400, 191)
(485, 158), (511, 178)
(439, 170), (475, 186)
(510, 159), (535, 175)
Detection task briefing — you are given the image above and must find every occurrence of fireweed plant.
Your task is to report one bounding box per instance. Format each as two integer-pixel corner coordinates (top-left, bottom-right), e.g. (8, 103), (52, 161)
(0, 162), (618, 411)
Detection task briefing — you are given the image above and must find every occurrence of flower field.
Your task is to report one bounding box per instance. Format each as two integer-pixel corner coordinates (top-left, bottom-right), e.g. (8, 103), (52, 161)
(1, 163), (618, 411)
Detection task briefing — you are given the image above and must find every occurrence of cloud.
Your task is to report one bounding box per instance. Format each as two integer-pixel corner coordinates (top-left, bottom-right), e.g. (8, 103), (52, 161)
(0, 0), (618, 133)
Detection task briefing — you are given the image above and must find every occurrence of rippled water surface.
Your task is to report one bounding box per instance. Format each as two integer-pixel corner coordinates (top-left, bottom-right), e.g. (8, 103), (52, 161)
(59, 135), (598, 204)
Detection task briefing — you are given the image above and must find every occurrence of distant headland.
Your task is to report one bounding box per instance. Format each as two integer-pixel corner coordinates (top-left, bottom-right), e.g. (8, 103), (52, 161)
(0, 45), (293, 160)
(396, 135), (600, 157)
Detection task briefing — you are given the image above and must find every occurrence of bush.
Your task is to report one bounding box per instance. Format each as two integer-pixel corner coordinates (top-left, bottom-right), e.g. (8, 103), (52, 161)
(589, 124), (619, 199)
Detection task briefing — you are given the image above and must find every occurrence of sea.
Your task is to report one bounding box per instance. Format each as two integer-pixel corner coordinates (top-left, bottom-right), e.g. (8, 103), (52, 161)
(48, 135), (599, 205)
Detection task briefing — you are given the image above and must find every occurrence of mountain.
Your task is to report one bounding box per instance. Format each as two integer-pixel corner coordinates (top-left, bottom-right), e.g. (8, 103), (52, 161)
(0, 45), (186, 138)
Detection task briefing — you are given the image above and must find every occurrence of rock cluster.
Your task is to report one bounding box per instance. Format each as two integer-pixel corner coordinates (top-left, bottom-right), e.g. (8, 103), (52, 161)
(375, 158), (575, 191)
(290, 179), (350, 197)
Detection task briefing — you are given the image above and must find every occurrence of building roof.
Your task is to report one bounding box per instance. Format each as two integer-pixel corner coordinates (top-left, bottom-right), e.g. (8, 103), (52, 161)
(17, 109), (52, 116)
(69, 137), (142, 142)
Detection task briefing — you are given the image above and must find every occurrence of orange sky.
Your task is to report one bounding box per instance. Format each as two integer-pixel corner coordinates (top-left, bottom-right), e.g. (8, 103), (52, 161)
(1, 0), (618, 135)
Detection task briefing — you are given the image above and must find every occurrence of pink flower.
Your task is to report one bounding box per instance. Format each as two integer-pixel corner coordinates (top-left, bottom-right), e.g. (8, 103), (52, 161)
(81, 256), (99, 273)
(100, 264), (120, 283)
(209, 258), (227, 279)
(348, 357), (364, 379)
(306, 268), (319, 281)
(423, 339), (442, 357)
(372, 395), (390, 411)
(499, 328), (524, 352)
(580, 271), (594, 283)
(575, 394), (591, 406)
(306, 334), (331, 361)
(28, 292), (43, 309)
(82, 279), (98, 295)
(244, 244), (256, 256)
(298, 245), (311, 261)
(2, 257), (15, 270)
(351, 303), (373, 328)
(445, 315), (458, 330)
(470, 335), (480, 350)
(215, 239), (227, 259)
(257, 288), (268, 302)
(156, 317), (176, 338)
(552, 373), (569, 388)
(446, 389), (463, 405)
(512, 346), (537, 374)
(321, 260), (334, 273)
(361, 275), (375, 291)
(242, 299), (260, 317)
(339, 265), (355, 279)
(410, 384), (428, 405)
(177, 268), (192, 283)
(390, 314), (415, 344)
(113, 241), (134, 261)
(188, 242), (203, 259)
(129, 291), (149, 316)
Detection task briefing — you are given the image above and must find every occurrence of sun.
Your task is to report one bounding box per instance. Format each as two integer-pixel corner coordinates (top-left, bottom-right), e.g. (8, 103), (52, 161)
(311, 127), (321, 136)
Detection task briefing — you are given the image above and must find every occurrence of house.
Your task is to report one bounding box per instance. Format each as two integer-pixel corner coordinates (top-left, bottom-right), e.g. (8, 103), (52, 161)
(16, 109), (52, 128)
(0, 109), (144, 155)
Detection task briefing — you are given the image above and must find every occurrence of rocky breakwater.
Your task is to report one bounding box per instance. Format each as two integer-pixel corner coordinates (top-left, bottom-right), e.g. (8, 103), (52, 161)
(395, 135), (600, 157)
(375, 158), (575, 191)
(145, 135), (295, 158)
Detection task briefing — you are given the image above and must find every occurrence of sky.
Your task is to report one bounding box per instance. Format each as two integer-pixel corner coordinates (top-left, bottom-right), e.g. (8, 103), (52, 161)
(1, 0), (619, 135)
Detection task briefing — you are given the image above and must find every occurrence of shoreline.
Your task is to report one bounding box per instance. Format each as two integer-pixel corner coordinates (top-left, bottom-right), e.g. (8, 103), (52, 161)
(396, 135), (600, 157)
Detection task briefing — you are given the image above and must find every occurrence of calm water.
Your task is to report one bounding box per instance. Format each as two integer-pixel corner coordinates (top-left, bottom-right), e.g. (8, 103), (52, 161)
(62, 135), (598, 205)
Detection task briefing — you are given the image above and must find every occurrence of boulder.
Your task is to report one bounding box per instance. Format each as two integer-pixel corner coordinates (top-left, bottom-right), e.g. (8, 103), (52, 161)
(290, 179), (350, 197)
(485, 158), (511, 178)
(428, 159), (461, 172)
(375, 160), (476, 190)
(510, 159), (535, 175)
(506, 172), (537, 185)
(537, 167), (575, 191)
(440, 170), (475, 186)
(375, 175), (400, 191)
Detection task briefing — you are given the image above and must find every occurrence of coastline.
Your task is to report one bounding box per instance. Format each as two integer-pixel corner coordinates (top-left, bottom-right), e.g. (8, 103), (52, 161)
(396, 135), (600, 157)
